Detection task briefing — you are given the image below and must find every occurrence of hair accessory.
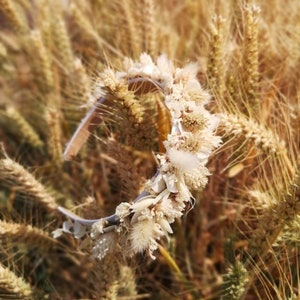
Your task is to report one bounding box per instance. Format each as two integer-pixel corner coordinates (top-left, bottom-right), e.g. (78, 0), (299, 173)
(55, 53), (221, 259)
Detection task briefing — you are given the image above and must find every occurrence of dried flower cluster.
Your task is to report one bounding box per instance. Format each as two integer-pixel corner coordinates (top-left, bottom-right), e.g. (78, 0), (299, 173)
(55, 54), (221, 259)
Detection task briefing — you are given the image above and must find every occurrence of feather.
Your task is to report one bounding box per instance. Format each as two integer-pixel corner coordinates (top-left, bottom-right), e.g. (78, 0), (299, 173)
(63, 97), (105, 161)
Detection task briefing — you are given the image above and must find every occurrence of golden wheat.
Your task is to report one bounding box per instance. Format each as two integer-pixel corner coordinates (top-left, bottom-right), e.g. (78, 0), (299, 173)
(0, 0), (299, 299)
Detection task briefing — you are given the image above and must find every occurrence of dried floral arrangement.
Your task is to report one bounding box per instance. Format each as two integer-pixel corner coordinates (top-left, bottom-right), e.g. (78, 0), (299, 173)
(0, 0), (300, 299)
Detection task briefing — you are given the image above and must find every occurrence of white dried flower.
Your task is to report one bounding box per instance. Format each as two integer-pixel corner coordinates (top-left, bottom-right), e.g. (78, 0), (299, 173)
(129, 219), (160, 256)
(52, 228), (63, 239)
(168, 149), (200, 173)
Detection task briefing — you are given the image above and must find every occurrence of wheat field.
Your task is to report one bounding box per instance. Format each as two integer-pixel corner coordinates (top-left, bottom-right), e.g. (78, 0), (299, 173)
(0, 0), (299, 299)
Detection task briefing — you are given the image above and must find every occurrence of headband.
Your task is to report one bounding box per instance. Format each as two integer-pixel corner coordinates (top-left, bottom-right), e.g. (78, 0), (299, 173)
(54, 53), (221, 259)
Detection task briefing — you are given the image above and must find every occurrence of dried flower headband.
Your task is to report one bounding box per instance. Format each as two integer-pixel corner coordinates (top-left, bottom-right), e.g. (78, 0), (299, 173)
(55, 53), (221, 259)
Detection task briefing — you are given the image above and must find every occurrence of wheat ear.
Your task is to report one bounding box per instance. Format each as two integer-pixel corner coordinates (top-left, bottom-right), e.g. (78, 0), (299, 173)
(88, 251), (120, 299)
(36, 1), (52, 49)
(118, 265), (138, 297)
(247, 182), (300, 259)
(69, 3), (123, 58)
(0, 0), (28, 33)
(222, 261), (249, 300)
(140, 0), (157, 57)
(207, 15), (225, 96)
(45, 107), (63, 167)
(119, 1), (141, 57)
(29, 30), (54, 91)
(0, 220), (57, 251)
(72, 58), (91, 102)
(220, 113), (295, 188)
(2, 106), (43, 148)
(0, 156), (57, 212)
(0, 41), (7, 63)
(0, 264), (33, 299)
(243, 4), (260, 110)
(50, 7), (74, 72)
